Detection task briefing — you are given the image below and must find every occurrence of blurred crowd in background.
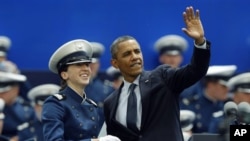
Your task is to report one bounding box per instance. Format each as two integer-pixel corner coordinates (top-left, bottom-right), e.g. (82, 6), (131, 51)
(1, 1), (250, 141)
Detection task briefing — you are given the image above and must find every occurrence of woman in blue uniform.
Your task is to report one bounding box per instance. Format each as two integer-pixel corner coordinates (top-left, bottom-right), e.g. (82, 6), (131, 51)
(42, 39), (120, 141)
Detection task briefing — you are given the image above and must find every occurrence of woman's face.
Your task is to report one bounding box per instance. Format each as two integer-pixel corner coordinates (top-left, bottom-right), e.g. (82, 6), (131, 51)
(61, 63), (91, 88)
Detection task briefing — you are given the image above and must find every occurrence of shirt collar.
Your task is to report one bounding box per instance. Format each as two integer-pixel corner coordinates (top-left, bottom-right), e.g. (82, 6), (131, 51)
(123, 75), (140, 88)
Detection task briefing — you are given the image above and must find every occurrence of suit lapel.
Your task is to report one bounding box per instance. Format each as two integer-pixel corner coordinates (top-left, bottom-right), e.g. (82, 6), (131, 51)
(139, 71), (151, 130)
(110, 83), (124, 121)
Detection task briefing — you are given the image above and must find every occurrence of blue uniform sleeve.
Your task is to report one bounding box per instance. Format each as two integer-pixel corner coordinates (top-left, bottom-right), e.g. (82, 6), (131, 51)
(42, 97), (65, 140)
(42, 96), (93, 141)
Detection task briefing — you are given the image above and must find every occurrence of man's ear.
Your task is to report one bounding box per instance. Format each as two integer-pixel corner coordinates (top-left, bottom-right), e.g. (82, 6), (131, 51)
(111, 59), (118, 69)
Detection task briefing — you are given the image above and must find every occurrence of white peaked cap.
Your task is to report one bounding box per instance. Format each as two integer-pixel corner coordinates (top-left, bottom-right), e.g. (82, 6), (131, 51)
(106, 66), (120, 76)
(0, 36), (11, 57)
(90, 42), (105, 63)
(49, 39), (93, 74)
(0, 36), (11, 48)
(227, 72), (250, 93)
(206, 65), (237, 76)
(0, 60), (26, 83)
(154, 34), (188, 55)
(180, 110), (196, 132)
(28, 83), (60, 102)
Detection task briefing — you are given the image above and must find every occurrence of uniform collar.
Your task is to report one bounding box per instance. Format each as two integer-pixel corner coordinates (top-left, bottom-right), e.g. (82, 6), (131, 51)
(62, 86), (84, 104)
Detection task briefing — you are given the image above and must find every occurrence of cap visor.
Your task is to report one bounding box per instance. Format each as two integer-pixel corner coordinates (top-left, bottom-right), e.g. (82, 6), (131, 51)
(66, 60), (91, 65)
(237, 88), (250, 94)
(0, 86), (12, 93)
(182, 124), (193, 132)
(218, 80), (228, 87)
(0, 52), (6, 57)
(0, 72), (26, 82)
(91, 58), (99, 63)
(164, 50), (180, 56)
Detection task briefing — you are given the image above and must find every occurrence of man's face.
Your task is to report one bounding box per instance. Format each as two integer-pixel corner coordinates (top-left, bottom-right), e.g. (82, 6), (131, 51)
(159, 54), (183, 68)
(0, 85), (19, 105)
(111, 39), (143, 82)
(234, 92), (250, 104)
(207, 82), (229, 101)
(90, 61), (100, 78)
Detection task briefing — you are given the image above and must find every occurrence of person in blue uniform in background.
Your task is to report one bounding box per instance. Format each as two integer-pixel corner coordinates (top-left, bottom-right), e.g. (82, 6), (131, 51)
(153, 34), (203, 109)
(85, 41), (114, 131)
(0, 60), (37, 141)
(154, 34), (188, 68)
(27, 83), (60, 141)
(106, 66), (123, 90)
(180, 110), (196, 141)
(208, 72), (250, 134)
(42, 39), (120, 141)
(0, 36), (32, 102)
(180, 65), (237, 133)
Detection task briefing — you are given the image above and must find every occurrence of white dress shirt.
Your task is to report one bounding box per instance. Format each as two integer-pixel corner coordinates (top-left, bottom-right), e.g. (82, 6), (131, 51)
(115, 75), (142, 130)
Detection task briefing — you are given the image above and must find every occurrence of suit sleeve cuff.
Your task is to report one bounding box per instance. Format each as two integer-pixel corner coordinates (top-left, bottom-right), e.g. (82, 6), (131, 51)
(194, 38), (207, 49)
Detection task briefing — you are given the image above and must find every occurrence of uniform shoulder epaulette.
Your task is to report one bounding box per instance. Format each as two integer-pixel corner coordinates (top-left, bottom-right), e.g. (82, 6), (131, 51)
(53, 94), (66, 101)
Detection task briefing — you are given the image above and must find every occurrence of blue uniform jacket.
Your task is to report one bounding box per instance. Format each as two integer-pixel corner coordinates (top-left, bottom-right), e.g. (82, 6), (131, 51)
(42, 86), (101, 141)
(2, 97), (37, 140)
(180, 92), (224, 133)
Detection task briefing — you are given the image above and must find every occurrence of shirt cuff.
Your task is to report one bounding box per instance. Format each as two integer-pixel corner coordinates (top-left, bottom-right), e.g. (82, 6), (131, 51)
(194, 39), (207, 49)
(0, 113), (5, 120)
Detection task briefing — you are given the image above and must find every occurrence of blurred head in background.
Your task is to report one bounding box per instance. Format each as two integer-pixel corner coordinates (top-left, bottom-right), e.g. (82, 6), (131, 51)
(89, 42), (105, 79)
(154, 34), (188, 68)
(106, 66), (123, 90)
(28, 84), (60, 120)
(0, 60), (26, 105)
(227, 72), (250, 104)
(202, 65), (237, 101)
(0, 36), (11, 61)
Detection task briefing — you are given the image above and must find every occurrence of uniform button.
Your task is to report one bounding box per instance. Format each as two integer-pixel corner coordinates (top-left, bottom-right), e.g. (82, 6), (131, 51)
(30, 127), (35, 133)
(94, 125), (97, 129)
(79, 123), (83, 127)
(196, 114), (202, 119)
(24, 106), (29, 111)
(76, 113), (79, 118)
(79, 134), (83, 138)
(139, 135), (143, 138)
(98, 102), (104, 108)
(197, 122), (202, 128)
(91, 117), (95, 121)
(72, 105), (75, 109)
(92, 136), (96, 138)
(195, 104), (200, 109)
(89, 107), (93, 111)
(182, 99), (190, 105)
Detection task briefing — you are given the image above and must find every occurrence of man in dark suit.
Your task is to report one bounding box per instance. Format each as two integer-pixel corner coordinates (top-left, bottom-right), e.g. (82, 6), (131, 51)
(103, 6), (211, 141)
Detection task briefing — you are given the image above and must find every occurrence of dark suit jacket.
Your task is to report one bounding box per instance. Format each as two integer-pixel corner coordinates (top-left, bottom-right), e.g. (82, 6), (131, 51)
(104, 42), (211, 141)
